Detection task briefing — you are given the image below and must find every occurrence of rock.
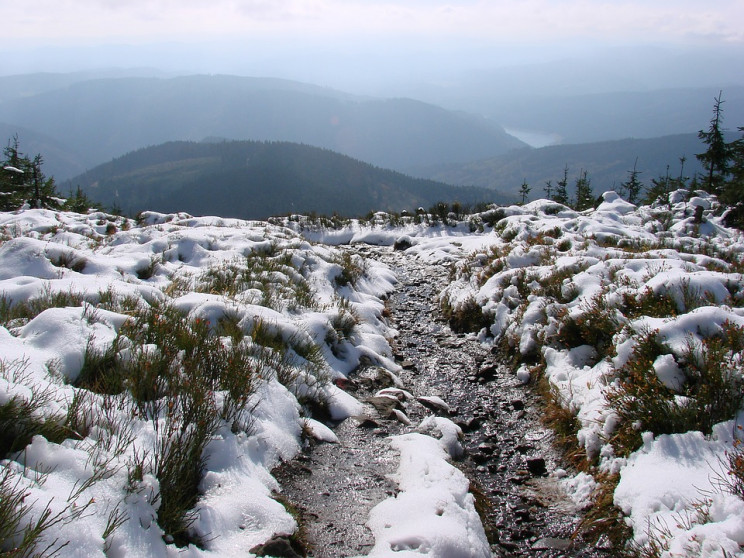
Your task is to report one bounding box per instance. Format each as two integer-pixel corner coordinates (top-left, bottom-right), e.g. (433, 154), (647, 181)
(531, 537), (571, 550)
(471, 452), (490, 464)
(356, 417), (381, 429)
(250, 534), (305, 558)
(456, 416), (483, 432)
(510, 399), (525, 411)
(477, 363), (499, 381)
(417, 395), (451, 414)
(393, 236), (413, 251)
(477, 442), (497, 454)
(512, 504), (532, 521)
(366, 395), (403, 415)
(392, 409), (412, 425)
(400, 359), (416, 370)
(376, 387), (413, 401)
(526, 457), (547, 476)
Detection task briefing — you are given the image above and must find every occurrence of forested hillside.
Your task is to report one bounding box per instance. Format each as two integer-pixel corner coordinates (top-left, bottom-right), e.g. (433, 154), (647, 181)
(419, 133), (711, 193)
(66, 140), (508, 218)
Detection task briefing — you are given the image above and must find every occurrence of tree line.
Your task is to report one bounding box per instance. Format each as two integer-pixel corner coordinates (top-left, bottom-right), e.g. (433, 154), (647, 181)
(518, 91), (744, 226)
(0, 135), (98, 213)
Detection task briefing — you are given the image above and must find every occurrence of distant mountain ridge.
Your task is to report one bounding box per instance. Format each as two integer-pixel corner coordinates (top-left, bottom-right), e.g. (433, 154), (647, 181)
(0, 74), (525, 180)
(66, 140), (510, 219)
(418, 133), (719, 195)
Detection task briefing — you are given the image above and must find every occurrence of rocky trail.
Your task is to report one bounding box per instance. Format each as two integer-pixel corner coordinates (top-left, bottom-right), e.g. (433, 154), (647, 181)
(275, 245), (607, 557)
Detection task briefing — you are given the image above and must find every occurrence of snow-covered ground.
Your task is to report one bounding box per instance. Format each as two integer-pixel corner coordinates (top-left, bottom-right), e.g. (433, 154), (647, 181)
(2, 190), (744, 557)
(431, 192), (744, 557)
(0, 209), (405, 557)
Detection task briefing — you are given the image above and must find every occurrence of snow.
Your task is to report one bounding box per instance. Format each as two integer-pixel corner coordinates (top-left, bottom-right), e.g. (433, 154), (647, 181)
(3, 188), (744, 557)
(0, 209), (400, 557)
(365, 422), (490, 558)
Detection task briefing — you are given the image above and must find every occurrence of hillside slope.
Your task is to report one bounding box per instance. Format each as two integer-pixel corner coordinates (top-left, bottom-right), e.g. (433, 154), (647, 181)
(419, 133), (711, 195)
(67, 140), (508, 218)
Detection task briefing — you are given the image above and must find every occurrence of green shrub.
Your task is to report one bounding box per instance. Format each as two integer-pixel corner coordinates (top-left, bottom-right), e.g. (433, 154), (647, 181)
(442, 296), (490, 334)
(608, 323), (744, 456)
(0, 287), (86, 328)
(622, 287), (679, 319)
(74, 337), (127, 394)
(0, 468), (90, 558)
(333, 252), (362, 288)
(47, 250), (87, 273)
(555, 294), (622, 360)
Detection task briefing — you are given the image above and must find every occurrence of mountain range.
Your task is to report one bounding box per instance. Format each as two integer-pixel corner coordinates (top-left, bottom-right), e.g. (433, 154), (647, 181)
(0, 74), (524, 180)
(417, 133), (718, 195)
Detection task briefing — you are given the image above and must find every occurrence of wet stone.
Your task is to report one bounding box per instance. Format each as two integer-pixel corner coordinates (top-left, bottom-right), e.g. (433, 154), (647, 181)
(249, 535), (305, 558)
(532, 537), (572, 550)
(527, 457), (548, 477)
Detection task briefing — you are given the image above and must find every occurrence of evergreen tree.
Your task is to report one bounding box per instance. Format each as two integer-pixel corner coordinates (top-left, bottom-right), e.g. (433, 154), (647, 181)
(553, 165), (570, 206)
(519, 179), (531, 205)
(621, 158), (643, 204)
(697, 91), (731, 194)
(1, 137), (59, 210)
(574, 170), (594, 211)
(722, 127), (744, 228)
(543, 180), (553, 200)
(643, 165), (672, 206)
(64, 186), (100, 213)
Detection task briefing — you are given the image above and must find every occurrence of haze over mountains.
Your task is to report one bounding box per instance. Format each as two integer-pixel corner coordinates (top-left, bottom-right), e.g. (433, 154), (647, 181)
(1, 45), (743, 217)
(0, 74), (524, 181)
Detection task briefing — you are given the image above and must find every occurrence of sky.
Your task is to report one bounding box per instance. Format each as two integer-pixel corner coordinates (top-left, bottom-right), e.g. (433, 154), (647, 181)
(4, 0), (743, 45)
(2, 0), (744, 93)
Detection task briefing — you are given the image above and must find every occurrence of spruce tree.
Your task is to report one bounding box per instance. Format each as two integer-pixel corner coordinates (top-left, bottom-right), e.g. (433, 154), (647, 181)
(519, 179), (531, 205)
(1, 137), (59, 210)
(722, 127), (744, 228)
(574, 170), (594, 211)
(697, 91), (731, 194)
(544, 180), (553, 200)
(621, 158), (643, 204)
(553, 165), (570, 206)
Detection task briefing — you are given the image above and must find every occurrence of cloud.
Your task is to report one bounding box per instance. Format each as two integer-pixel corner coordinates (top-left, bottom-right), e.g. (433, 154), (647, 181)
(3, 0), (743, 45)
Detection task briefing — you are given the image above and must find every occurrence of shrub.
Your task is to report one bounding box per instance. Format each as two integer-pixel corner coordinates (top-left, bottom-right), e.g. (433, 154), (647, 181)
(555, 294), (622, 360)
(0, 287), (86, 328)
(0, 468), (90, 558)
(333, 252), (362, 288)
(0, 359), (72, 460)
(74, 337), (127, 394)
(135, 257), (160, 280)
(608, 323), (744, 456)
(717, 431), (744, 501)
(622, 287), (678, 319)
(442, 296), (490, 334)
(48, 250), (87, 273)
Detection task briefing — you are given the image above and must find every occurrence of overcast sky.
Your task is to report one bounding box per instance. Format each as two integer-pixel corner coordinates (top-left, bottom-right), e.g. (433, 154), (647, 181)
(5, 0), (743, 44)
(2, 0), (743, 91)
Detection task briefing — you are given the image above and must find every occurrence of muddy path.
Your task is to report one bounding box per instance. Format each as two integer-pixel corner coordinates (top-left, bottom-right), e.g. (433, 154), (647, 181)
(275, 245), (607, 557)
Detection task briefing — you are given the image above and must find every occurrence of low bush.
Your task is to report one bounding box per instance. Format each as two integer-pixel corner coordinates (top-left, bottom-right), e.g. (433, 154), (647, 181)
(554, 294), (622, 360)
(442, 296), (490, 334)
(608, 323), (744, 456)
